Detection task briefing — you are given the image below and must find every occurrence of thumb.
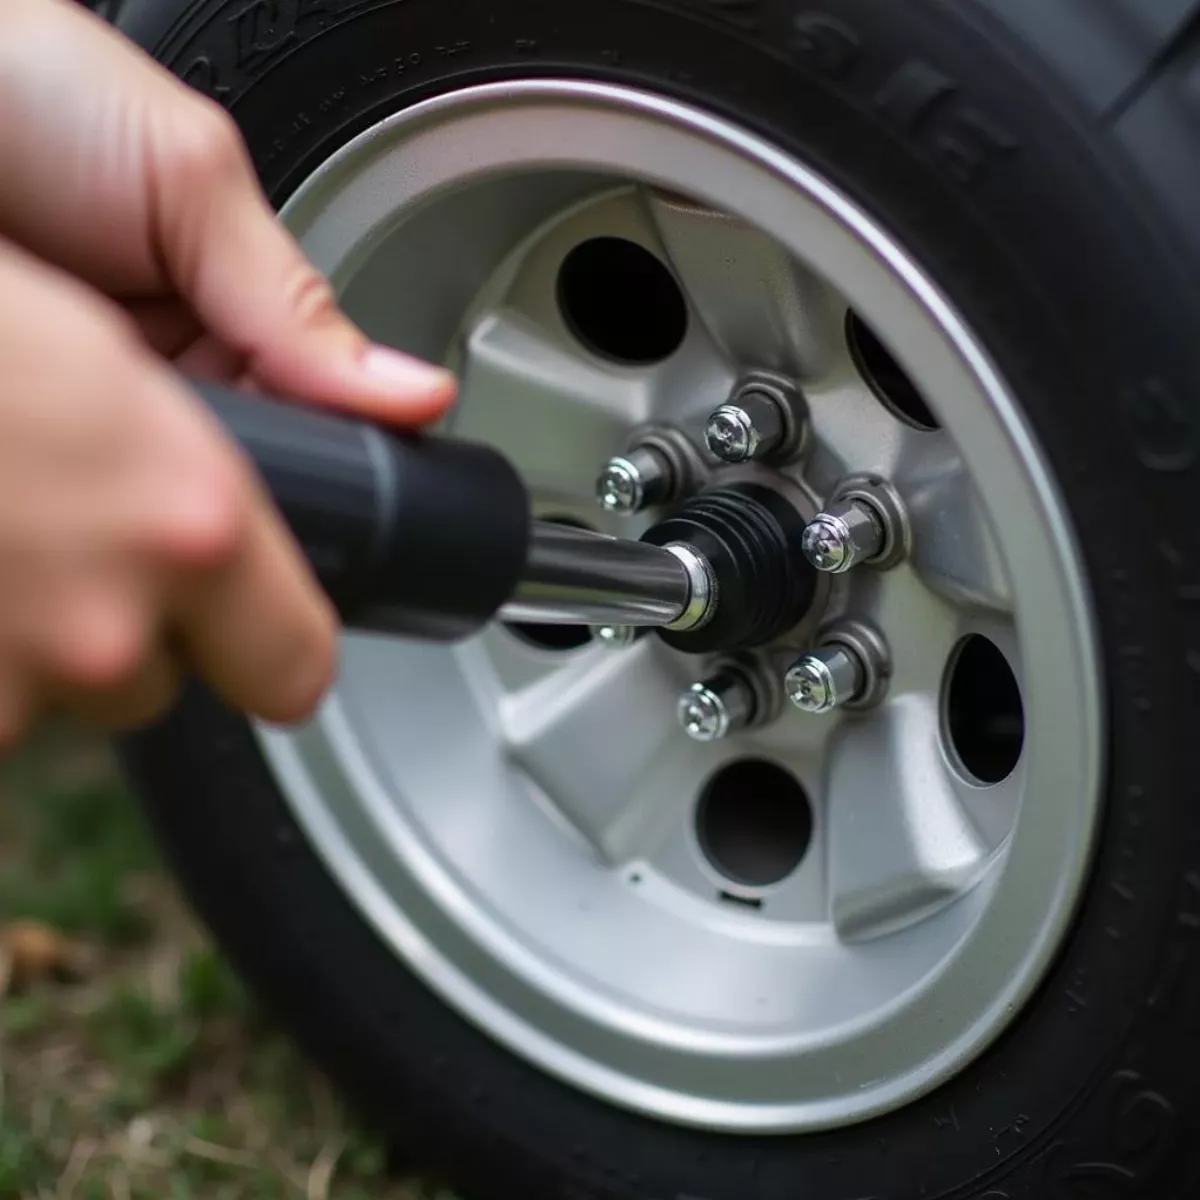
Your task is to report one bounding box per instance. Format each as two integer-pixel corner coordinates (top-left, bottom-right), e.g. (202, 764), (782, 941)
(153, 105), (457, 426)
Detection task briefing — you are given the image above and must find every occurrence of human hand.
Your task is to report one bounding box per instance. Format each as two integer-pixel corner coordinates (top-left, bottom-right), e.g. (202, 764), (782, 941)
(0, 0), (456, 412)
(0, 0), (458, 741)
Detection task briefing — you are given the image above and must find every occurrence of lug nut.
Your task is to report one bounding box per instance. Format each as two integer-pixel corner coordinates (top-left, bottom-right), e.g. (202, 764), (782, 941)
(705, 388), (787, 463)
(802, 498), (886, 573)
(785, 644), (865, 714)
(678, 666), (757, 742)
(592, 624), (641, 649)
(596, 445), (674, 514)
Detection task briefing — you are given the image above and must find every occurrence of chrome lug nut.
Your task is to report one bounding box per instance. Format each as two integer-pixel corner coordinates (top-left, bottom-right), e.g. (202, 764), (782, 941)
(802, 498), (886, 574)
(704, 388), (788, 464)
(678, 666), (757, 742)
(785, 644), (866, 715)
(596, 445), (674, 514)
(592, 624), (641, 649)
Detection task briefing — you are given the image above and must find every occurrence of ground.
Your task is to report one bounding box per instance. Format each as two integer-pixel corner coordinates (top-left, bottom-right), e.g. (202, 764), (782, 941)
(0, 722), (453, 1199)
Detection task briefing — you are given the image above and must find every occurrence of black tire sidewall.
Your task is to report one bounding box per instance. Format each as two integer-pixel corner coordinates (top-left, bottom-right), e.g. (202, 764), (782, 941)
(118, 2), (1200, 1198)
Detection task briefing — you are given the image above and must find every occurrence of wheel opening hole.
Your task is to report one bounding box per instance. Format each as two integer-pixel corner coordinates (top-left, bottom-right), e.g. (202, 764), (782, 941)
(696, 760), (813, 888)
(557, 237), (688, 366)
(505, 517), (593, 651)
(846, 311), (940, 431)
(945, 635), (1025, 785)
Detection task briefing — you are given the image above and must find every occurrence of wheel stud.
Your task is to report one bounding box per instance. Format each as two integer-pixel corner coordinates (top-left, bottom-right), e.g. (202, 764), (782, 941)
(678, 665), (759, 742)
(596, 445), (674, 514)
(785, 643), (865, 714)
(705, 387), (788, 464)
(802, 498), (886, 574)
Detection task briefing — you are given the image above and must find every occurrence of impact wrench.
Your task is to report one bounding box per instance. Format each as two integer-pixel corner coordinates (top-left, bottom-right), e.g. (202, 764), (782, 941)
(193, 379), (821, 654)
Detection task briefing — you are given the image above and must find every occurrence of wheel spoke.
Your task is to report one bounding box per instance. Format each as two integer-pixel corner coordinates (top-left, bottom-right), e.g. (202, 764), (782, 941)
(449, 309), (651, 497)
(498, 643), (685, 862)
(899, 446), (1014, 615)
(645, 189), (844, 379)
(826, 696), (991, 942)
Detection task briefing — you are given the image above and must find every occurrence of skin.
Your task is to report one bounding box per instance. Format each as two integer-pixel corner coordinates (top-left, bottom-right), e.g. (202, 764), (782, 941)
(0, 0), (459, 744)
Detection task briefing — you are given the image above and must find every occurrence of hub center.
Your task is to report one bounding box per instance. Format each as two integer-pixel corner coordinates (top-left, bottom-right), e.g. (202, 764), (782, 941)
(642, 479), (823, 654)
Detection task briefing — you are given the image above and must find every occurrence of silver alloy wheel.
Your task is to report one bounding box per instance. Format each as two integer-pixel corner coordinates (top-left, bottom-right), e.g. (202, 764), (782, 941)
(256, 80), (1103, 1134)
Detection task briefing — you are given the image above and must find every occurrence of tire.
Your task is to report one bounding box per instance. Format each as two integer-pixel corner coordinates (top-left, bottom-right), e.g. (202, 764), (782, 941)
(111, 1), (1200, 1198)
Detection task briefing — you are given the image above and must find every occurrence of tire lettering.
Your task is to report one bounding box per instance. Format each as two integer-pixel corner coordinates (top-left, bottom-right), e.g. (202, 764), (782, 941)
(932, 107), (1017, 186)
(992, 1112), (1031, 1145)
(316, 84), (347, 112)
(1042, 1072), (1182, 1197)
(1065, 978), (1087, 1014)
(1060, 1162), (1137, 1198)
(1044, 1141), (1132, 1199)
(1177, 869), (1200, 928)
(1156, 538), (1200, 607)
(1119, 377), (1198, 472)
(873, 60), (1017, 187)
(873, 60), (955, 132)
(1146, 943), (1189, 1012)
(354, 49), (423, 87)
(783, 19), (1019, 191)
(788, 12), (861, 78)
(179, 53), (231, 104)
(1148, 868), (1200, 1011)
(933, 1104), (960, 1132)
(229, 0), (299, 66)
(1109, 1073), (1178, 1159)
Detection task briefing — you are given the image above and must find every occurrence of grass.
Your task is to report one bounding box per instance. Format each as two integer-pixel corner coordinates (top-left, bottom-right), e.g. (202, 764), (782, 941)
(0, 723), (452, 1199)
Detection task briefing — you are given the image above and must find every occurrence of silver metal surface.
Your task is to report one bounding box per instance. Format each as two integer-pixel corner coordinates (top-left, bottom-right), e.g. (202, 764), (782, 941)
(677, 665), (758, 742)
(592, 624), (642, 649)
(831, 475), (911, 572)
(818, 619), (892, 711)
(263, 80), (1103, 1134)
(596, 445), (673, 514)
(803, 498), (886, 573)
(786, 644), (864, 713)
(662, 542), (716, 633)
(503, 521), (693, 627)
(705, 389), (786, 463)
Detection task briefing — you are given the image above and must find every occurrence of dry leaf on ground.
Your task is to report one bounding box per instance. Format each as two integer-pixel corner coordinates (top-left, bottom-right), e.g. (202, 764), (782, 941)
(0, 917), (93, 993)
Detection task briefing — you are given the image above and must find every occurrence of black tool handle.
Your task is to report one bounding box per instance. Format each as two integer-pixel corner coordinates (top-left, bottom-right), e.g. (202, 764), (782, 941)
(191, 379), (531, 642)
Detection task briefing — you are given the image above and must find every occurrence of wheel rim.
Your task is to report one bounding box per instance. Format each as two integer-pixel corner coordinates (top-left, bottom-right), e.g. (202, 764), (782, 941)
(257, 80), (1103, 1133)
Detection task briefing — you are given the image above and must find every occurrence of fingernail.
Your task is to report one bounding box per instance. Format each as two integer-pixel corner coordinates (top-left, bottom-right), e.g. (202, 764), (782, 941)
(361, 345), (455, 392)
